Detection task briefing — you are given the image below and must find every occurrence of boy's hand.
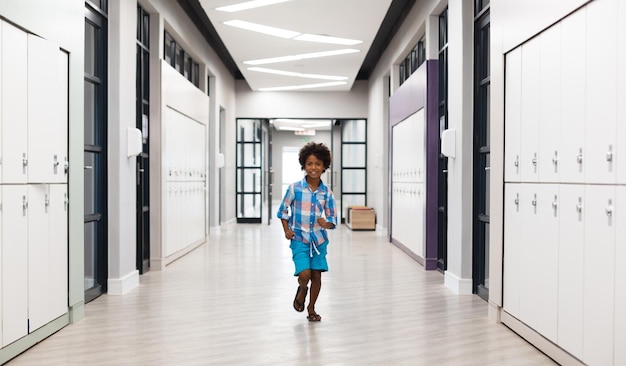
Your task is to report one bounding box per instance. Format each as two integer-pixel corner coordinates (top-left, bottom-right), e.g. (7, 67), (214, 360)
(284, 229), (295, 240)
(317, 217), (334, 229)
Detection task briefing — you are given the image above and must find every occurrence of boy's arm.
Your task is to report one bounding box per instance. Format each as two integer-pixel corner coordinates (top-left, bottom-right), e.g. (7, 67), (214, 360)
(281, 219), (295, 240)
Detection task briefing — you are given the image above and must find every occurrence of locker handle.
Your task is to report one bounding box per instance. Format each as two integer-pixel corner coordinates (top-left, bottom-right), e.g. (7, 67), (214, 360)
(514, 156), (519, 167)
(22, 153), (28, 166)
(606, 201), (613, 217)
(514, 193), (519, 206)
(576, 198), (583, 213)
(531, 194), (537, 207)
(84, 165), (93, 170)
(552, 151), (558, 165)
(606, 145), (613, 162)
(532, 153), (537, 166)
(577, 149), (583, 164)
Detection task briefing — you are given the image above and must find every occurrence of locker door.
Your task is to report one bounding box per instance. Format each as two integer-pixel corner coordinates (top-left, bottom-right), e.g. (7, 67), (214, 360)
(617, 0), (626, 185)
(1, 21), (28, 184)
(0, 21), (3, 184)
(0, 188), (2, 346)
(49, 184), (68, 319)
(520, 41), (540, 183)
(557, 184), (584, 359)
(560, 9), (586, 184)
(504, 48), (522, 182)
(615, 187), (625, 366)
(28, 184), (51, 332)
(28, 34), (61, 184)
(538, 25), (561, 183)
(583, 185), (615, 366)
(520, 184), (559, 342)
(503, 183), (522, 317)
(50, 51), (69, 184)
(585, 0), (618, 185)
(1, 185), (28, 346)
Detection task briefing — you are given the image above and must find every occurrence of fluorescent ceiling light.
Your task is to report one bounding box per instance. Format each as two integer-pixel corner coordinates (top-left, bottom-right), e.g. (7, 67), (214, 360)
(277, 126), (305, 131)
(248, 67), (348, 81)
(244, 49), (360, 65)
(223, 20), (300, 39)
(259, 81), (347, 91)
(216, 0), (290, 12)
(294, 34), (362, 46)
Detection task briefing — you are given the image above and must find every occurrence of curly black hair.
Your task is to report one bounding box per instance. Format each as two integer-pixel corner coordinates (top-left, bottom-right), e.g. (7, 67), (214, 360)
(299, 142), (332, 172)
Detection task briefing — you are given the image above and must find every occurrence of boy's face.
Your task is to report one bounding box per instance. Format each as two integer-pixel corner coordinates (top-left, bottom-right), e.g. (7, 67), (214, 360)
(304, 154), (325, 179)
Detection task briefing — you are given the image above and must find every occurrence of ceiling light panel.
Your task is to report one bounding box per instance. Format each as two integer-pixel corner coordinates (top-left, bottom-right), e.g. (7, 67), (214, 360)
(259, 81), (347, 92)
(248, 67), (348, 81)
(293, 34), (363, 45)
(223, 20), (300, 39)
(244, 49), (360, 65)
(216, 0), (291, 12)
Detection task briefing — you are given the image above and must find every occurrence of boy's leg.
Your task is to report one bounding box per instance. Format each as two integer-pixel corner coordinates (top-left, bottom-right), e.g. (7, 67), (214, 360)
(296, 269), (311, 305)
(307, 270), (322, 317)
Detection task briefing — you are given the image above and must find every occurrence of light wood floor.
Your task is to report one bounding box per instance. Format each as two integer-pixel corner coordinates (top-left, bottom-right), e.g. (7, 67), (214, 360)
(8, 220), (556, 365)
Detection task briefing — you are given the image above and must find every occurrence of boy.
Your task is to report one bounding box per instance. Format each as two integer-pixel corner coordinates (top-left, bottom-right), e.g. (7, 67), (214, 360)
(277, 142), (337, 322)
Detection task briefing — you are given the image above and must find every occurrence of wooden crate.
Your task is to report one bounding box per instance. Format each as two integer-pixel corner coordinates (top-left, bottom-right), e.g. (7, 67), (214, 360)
(346, 206), (376, 230)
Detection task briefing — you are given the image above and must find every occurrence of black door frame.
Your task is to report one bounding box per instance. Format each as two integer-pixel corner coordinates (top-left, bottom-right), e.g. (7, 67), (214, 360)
(84, 0), (109, 303)
(472, 3), (491, 301)
(135, 3), (150, 274)
(437, 7), (449, 273)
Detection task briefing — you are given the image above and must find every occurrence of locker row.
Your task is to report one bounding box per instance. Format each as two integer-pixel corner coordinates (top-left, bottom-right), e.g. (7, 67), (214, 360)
(504, 0), (626, 186)
(391, 181), (425, 258)
(503, 182), (625, 366)
(1, 21), (69, 185)
(162, 107), (207, 182)
(0, 184), (68, 348)
(392, 110), (425, 180)
(163, 182), (206, 257)
(392, 182), (423, 197)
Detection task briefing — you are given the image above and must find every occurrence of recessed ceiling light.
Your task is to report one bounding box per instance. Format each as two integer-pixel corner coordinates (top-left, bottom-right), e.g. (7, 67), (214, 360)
(258, 81), (347, 91)
(294, 34), (363, 46)
(244, 49), (360, 65)
(216, 0), (291, 12)
(248, 67), (348, 81)
(223, 20), (300, 39)
(277, 126), (305, 131)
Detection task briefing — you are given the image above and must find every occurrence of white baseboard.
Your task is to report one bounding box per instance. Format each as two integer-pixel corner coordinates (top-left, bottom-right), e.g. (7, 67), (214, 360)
(444, 271), (473, 294)
(107, 270), (139, 295)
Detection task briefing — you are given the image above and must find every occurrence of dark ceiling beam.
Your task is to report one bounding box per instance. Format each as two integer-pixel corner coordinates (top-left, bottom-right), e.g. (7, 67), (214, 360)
(356, 0), (417, 80)
(177, 0), (244, 79)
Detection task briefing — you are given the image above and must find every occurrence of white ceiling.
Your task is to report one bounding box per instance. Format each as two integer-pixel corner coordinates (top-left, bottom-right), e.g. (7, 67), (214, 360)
(198, 0), (394, 92)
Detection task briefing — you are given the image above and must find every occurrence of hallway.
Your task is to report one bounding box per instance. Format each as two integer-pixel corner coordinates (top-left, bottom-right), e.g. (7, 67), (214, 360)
(8, 222), (555, 365)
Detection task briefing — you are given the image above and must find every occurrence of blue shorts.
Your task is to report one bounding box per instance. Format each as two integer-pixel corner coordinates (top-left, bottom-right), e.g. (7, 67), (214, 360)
(290, 239), (329, 276)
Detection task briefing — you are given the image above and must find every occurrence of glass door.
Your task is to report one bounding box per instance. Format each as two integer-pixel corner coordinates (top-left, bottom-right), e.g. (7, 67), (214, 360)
(473, 2), (491, 301)
(84, 0), (108, 303)
(236, 119), (263, 223)
(135, 4), (150, 274)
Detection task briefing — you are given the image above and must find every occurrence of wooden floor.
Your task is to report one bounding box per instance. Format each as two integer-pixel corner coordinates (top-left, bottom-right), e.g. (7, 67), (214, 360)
(8, 220), (556, 365)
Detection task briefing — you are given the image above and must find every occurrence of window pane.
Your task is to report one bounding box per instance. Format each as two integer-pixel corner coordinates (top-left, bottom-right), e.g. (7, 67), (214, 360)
(342, 169), (366, 193)
(342, 119), (366, 142)
(84, 152), (96, 215)
(342, 144), (366, 168)
(84, 81), (96, 145)
(238, 168), (262, 192)
(85, 21), (97, 75)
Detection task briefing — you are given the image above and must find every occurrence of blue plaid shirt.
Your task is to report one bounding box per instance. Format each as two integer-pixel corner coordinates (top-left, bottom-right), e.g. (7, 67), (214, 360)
(277, 177), (337, 245)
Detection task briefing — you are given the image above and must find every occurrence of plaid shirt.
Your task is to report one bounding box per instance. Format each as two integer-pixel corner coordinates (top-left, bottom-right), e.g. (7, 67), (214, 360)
(277, 177), (337, 245)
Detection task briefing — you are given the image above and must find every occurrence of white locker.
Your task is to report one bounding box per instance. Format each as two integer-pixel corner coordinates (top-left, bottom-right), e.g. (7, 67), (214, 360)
(1, 185), (28, 347)
(0, 21), (3, 184)
(617, 0), (626, 185)
(504, 48), (522, 182)
(615, 187), (625, 366)
(520, 41), (541, 183)
(538, 25), (561, 183)
(519, 184), (559, 342)
(27, 185), (51, 332)
(560, 9), (586, 184)
(585, 0), (618, 185)
(49, 184), (68, 319)
(583, 185), (615, 366)
(503, 183), (522, 317)
(1, 21), (28, 184)
(0, 188), (2, 347)
(27, 35), (64, 184)
(557, 184), (584, 359)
